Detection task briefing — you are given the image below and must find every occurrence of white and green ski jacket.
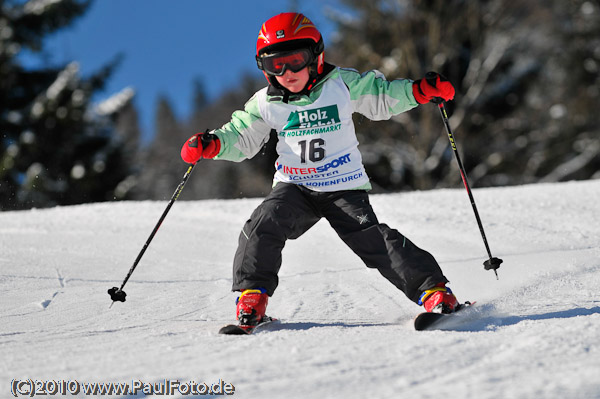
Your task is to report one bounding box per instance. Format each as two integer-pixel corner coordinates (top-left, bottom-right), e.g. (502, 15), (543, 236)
(211, 64), (419, 192)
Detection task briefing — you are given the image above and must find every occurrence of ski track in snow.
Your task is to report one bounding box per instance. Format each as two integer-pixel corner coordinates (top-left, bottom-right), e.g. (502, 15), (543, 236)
(1, 180), (600, 398)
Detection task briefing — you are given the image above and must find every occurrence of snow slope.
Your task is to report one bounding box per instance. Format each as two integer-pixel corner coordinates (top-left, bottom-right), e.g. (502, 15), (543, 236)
(1, 180), (599, 399)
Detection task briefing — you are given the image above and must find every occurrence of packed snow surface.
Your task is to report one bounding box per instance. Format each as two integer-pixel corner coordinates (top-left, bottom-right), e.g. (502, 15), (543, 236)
(1, 180), (599, 398)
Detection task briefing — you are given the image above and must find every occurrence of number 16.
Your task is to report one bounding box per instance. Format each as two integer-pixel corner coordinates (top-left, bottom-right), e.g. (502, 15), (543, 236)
(298, 139), (326, 163)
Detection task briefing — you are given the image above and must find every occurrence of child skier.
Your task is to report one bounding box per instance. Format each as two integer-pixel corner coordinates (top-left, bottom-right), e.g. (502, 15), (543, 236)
(181, 12), (459, 329)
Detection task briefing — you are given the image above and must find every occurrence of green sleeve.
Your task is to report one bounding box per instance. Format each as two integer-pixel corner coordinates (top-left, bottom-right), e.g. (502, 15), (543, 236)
(339, 68), (419, 120)
(211, 91), (272, 162)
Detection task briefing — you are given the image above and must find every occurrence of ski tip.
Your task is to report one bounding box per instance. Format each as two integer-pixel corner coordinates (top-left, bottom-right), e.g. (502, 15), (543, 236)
(414, 301), (475, 331)
(218, 316), (277, 335)
(219, 325), (251, 335)
(414, 312), (445, 331)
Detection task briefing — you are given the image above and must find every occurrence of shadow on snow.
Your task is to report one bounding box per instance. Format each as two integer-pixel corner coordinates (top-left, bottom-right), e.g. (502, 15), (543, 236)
(439, 305), (600, 332)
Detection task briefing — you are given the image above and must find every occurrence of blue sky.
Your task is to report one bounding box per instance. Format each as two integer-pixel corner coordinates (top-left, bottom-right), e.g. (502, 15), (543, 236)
(22, 0), (341, 139)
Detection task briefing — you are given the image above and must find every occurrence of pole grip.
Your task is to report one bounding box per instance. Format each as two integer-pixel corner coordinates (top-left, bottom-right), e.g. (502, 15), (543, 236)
(425, 71), (438, 86)
(200, 130), (216, 149)
(425, 71), (444, 104)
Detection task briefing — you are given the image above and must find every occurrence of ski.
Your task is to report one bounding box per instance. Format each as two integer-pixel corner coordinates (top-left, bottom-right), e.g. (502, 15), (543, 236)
(218, 316), (277, 335)
(414, 302), (474, 331)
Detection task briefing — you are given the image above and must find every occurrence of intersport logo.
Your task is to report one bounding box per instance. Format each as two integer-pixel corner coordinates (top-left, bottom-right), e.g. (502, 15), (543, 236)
(277, 153), (351, 174)
(284, 105), (341, 130)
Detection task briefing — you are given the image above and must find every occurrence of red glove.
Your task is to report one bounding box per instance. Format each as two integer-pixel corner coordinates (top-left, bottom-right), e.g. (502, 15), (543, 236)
(412, 73), (455, 104)
(181, 132), (221, 164)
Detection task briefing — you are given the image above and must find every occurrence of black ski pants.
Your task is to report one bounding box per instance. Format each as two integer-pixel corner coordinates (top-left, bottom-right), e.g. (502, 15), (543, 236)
(232, 183), (448, 303)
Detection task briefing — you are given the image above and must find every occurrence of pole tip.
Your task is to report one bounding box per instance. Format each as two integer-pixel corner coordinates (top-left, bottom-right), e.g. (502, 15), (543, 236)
(108, 287), (127, 303)
(484, 257), (503, 279)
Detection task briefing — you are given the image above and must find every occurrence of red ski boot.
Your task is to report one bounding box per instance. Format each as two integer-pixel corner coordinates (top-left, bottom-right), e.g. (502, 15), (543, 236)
(236, 288), (269, 327)
(419, 283), (459, 314)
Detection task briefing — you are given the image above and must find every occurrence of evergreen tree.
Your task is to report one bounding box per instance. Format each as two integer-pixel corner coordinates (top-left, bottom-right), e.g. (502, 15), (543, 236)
(135, 95), (186, 200)
(326, 0), (600, 191)
(96, 86), (140, 199)
(191, 78), (208, 114)
(182, 73), (276, 200)
(137, 74), (275, 202)
(529, 0), (600, 183)
(0, 0), (135, 210)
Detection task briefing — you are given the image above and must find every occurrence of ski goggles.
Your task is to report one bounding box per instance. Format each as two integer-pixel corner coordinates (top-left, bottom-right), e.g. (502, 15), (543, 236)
(260, 48), (313, 76)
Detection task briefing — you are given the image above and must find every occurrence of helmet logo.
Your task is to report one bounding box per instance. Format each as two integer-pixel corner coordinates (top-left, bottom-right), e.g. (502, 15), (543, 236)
(276, 29), (285, 39)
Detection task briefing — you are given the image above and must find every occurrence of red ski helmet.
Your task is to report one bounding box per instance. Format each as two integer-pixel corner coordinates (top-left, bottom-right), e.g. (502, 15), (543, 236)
(256, 13), (324, 86)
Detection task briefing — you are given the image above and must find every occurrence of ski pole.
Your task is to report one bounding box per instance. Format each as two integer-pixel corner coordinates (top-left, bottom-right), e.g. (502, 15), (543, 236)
(426, 72), (503, 279)
(108, 159), (198, 306)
